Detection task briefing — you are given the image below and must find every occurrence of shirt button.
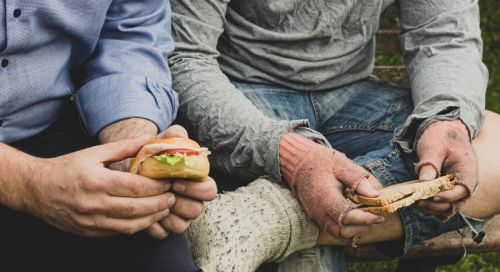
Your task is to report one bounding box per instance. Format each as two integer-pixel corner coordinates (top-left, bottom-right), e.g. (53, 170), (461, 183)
(13, 9), (22, 18)
(1, 59), (8, 68)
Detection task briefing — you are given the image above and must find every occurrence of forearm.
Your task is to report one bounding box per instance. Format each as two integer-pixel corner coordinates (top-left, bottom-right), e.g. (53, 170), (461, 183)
(98, 118), (158, 144)
(0, 143), (40, 211)
(395, 0), (487, 151)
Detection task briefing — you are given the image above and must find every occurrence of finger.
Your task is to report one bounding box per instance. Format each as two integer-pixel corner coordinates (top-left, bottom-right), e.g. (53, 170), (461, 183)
(172, 177), (218, 201)
(85, 209), (170, 236)
(339, 225), (372, 239)
(145, 223), (169, 240)
(419, 164), (439, 181)
(170, 195), (205, 220)
(436, 185), (468, 203)
(416, 146), (445, 181)
(332, 152), (372, 194)
(104, 192), (175, 219)
(417, 200), (451, 213)
(354, 178), (380, 198)
(159, 213), (191, 234)
(342, 209), (384, 225)
(158, 125), (188, 139)
(91, 136), (153, 162)
(105, 172), (171, 197)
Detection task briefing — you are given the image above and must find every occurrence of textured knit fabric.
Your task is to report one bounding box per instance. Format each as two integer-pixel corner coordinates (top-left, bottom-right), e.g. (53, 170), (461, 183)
(187, 178), (319, 272)
(0, 0), (177, 143)
(279, 133), (370, 239)
(170, 0), (488, 184)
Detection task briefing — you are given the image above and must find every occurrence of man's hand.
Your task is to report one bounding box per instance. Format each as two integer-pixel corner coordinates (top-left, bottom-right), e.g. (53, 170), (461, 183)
(279, 133), (383, 242)
(23, 137), (175, 237)
(416, 119), (478, 218)
(144, 125), (218, 239)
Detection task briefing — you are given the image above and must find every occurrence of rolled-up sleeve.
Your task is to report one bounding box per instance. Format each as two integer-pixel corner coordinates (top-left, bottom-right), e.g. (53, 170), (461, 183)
(76, 0), (177, 136)
(394, 0), (488, 151)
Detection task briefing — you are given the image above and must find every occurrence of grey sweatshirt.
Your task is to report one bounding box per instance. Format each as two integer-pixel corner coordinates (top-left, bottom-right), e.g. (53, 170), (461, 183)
(170, 0), (488, 183)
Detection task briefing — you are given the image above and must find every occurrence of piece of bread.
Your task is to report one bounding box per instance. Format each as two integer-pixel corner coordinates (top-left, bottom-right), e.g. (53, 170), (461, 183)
(346, 174), (455, 215)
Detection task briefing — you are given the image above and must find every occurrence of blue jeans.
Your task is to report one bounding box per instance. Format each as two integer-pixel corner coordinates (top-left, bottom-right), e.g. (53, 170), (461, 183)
(232, 78), (487, 263)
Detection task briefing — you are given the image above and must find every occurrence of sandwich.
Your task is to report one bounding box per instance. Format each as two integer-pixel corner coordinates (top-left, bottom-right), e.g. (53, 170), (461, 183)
(346, 174), (455, 215)
(129, 137), (210, 181)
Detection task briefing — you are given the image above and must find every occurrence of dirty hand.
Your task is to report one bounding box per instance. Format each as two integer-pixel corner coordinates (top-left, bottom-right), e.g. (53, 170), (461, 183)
(416, 119), (478, 219)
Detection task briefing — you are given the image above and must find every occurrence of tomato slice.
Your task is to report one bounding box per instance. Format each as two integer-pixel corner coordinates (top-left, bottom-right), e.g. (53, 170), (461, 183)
(163, 148), (201, 156)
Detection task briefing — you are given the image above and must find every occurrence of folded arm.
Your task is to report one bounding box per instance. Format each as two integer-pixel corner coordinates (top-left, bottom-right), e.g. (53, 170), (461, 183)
(76, 0), (178, 138)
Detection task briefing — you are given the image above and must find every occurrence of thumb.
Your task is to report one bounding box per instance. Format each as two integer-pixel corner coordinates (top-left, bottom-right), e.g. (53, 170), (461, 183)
(416, 149), (445, 182)
(94, 135), (152, 162)
(355, 178), (380, 198)
(158, 125), (188, 139)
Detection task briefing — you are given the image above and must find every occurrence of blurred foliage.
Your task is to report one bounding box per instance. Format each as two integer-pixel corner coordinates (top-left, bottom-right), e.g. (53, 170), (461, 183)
(352, 1), (500, 270)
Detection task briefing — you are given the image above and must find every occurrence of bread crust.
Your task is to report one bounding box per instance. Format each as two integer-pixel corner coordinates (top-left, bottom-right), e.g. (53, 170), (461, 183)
(129, 138), (210, 181)
(347, 174), (455, 215)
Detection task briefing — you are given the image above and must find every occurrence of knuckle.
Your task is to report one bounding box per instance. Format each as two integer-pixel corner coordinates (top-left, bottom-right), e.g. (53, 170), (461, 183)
(80, 175), (102, 192)
(120, 225), (137, 235)
(73, 199), (91, 213)
(125, 203), (138, 217)
(190, 202), (205, 218)
(128, 182), (143, 196)
(205, 183), (218, 200)
(77, 217), (99, 230)
(157, 196), (170, 211)
(170, 219), (189, 234)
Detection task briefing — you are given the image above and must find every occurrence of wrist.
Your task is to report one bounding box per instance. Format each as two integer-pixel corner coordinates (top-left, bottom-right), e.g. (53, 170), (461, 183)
(99, 118), (158, 144)
(279, 133), (316, 185)
(429, 119), (470, 140)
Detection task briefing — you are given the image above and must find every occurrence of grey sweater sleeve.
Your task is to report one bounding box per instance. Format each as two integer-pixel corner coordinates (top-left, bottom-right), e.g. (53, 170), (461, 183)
(394, 0), (488, 151)
(169, 0), (328, 182)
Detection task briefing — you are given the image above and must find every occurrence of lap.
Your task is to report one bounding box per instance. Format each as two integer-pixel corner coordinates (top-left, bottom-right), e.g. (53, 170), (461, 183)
(233, 78), (413, 158)
(233, 78), (485, 256)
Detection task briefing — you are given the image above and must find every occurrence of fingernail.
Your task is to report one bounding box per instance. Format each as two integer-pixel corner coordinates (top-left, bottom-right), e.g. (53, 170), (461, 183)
(174, 182), (186, 193)
(433, 196), (442, 202)
(420, 173), (434, 180)
(375, 217), (385, 224)
(167, 196), (176, 206)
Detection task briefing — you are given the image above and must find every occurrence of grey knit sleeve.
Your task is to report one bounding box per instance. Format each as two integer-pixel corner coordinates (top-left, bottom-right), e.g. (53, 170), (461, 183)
(169, 0), (327, 183)
(394, 0), (488, 151)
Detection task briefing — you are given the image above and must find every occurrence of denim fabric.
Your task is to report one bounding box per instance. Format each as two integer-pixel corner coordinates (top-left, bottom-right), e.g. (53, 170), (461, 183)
(232, 78), (487, 262)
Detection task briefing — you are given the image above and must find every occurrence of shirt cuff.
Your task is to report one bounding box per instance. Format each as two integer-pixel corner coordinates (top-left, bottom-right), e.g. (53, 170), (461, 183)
(75, 74), (178, 137)
(394, 103), (481, 153)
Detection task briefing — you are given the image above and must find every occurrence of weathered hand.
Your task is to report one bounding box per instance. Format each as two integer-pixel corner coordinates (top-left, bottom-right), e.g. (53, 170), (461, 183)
(145, 125), (218, 239)
(415, 119), (478, 218)
(280, 133), (383, 242)
(24, 136), (175, 237)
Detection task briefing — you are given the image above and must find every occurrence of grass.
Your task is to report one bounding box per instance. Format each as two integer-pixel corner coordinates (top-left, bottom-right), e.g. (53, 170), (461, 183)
(351, 1), (500, 271)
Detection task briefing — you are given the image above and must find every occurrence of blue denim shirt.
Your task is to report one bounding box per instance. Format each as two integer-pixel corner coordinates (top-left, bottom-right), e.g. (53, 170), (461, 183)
(0, 0), (177, 143)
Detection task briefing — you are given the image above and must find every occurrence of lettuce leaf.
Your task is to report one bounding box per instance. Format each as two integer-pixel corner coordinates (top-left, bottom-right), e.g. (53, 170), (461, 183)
(153, 153), (196, 166)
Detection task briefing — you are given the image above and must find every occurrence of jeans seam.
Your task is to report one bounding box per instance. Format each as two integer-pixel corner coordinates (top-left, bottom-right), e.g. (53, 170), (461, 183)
(309, 92), (321, 130)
